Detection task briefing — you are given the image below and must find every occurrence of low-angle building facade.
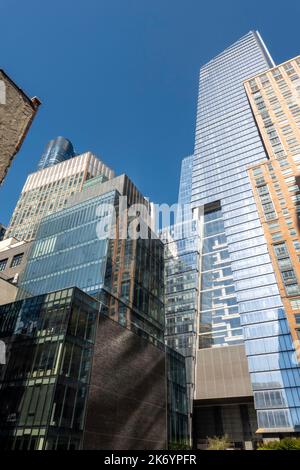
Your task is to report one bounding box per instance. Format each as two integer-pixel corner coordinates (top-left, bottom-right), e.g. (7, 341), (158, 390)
(0, 70), (40, 185)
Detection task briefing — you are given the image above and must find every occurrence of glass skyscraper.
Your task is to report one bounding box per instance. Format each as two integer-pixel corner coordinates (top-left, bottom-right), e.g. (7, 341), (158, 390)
(160, 220), (200, 441)
(177, 155), (194, 223)
(199, 203), (242, 348)
(18, 174), (165, 345)
(37, 137), (76, 170)
(162, 221), (200, 356)
(189, 31), (300, 433)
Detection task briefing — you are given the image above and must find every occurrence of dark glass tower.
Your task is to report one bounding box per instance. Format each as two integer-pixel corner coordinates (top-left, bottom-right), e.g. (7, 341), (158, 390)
(0, 287), (170, 450)
(37, 136), (75, 170)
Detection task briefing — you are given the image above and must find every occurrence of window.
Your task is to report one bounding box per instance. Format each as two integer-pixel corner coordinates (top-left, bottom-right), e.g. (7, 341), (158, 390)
(253, 167), (263, 176)
(255, 177), (266, 186)
(0, 258), (8, 272)
(260, 74), (269, 85)
(293, 240), (300, 251)
(262, 202), (275, 213)
(286, 284), (300, 296)
(265, 211), (277, 221)
(291, 299), (300, 310)
(278, 258), (292, 270)
(273, 242), (289, 258)
(121, 281), (130, 300)
(249, 79), (259, 92)
(268, 222), (279, 230)
(257, 185), (269, 196)
(10, 253), (24, 268)
(283, 63), (295, 75)
(272, 69), (284, 81)
(281, 269), (297, 283)
(271, 232), (283, 242)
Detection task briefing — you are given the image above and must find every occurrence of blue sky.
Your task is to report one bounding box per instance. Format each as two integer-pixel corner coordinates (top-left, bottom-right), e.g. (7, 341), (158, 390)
(1, 0), (300, 225)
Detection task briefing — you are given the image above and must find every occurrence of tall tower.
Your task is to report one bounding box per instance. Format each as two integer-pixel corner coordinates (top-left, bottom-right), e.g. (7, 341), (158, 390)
(5, 151), (114, 241)
(177, 155), (194, 222)
(192, 31), (275, 349)
(190, 31), (300, 441)
(37, 136), (75, 170)
(244, 57), (300, 434)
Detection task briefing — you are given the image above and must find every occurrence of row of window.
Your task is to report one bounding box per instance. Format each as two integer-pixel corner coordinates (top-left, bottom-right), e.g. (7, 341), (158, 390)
(273, 242), (300, 296)
(0, 253), (24, 272)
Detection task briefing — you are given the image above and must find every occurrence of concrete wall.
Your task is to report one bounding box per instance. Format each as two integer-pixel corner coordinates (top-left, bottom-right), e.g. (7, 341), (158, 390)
(0, 278), (17, 305)
(83, 315), (167, 450)
(195, 344), (253, 400)
(0, 239), (31, 282)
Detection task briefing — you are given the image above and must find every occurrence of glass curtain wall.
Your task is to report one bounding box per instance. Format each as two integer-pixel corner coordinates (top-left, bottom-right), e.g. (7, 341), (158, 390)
(199, 204), (243, 348)
(0, 288), (98, 450)
(18, 191), (117, 298)
(38, 137), (75, 170)
(191, 31), (300, 431)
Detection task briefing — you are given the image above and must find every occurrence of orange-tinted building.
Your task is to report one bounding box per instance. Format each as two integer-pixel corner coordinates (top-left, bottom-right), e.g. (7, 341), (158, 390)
(245, 57), (300, 350)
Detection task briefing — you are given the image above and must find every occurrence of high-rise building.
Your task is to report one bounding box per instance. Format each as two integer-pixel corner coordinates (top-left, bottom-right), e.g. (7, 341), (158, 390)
(192, 31), (275, 351)
(18, 174), (166, 344)
(177, 155), (194, 223)
(0, 287), (169, 450)
(160, 153), (202, 442)
(1, 172), (189, 448)
(244, 56), (300, 343)
(5, 152), (114, 241)
(178, 156), (193, 205)
(160, 220), (201, 441)
(242, 57), (300, 434)
(174, 31), (300, 446)
(37, 136), (76, 170)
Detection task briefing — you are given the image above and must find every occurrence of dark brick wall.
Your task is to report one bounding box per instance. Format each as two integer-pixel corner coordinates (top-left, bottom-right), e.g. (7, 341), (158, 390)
(83, 315), (167, 450)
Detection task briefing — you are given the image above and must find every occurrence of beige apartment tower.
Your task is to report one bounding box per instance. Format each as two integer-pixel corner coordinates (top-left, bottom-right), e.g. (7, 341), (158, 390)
(245, 56), (300, 350)
(5, 151), (114, 241)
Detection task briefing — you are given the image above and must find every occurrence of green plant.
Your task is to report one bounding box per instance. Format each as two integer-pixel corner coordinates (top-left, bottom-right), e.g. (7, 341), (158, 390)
(206, 435), (232, 450)
(257, 437), (300, 450)
(168, 441), (192, 450)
